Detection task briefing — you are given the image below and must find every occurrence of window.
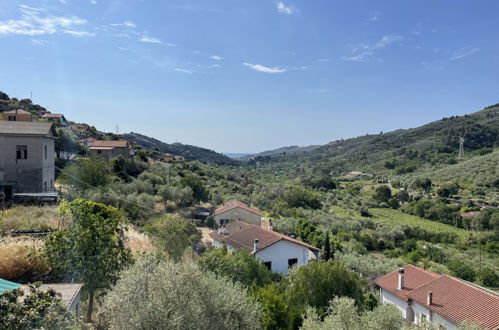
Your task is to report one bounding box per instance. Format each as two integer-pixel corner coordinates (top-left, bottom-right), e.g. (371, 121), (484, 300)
(50, 179), (53, 189)
(8, 116), (16, 121)
(420, 314), (427, 323)
(16, 145), (27, 159)
(44, 181), (47, 191)
(44, 145), (48, 159)
(263, 261), (272, 270)
(288, 258), (298, 269)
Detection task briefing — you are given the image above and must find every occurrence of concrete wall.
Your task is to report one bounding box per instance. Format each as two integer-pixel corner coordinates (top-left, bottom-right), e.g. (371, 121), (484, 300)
(214, 207), (261, 226)
(90, 147), (129, 159)
(255, 240), (310, 275)
(2, 113), (32, 121)
(0, 135), (55, 193)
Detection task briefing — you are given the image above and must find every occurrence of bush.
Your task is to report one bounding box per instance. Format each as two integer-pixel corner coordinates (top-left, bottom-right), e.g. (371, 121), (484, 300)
(101, 256), (261, 330)
(446, 259), (476, 281)
(479, 267), (499, 287)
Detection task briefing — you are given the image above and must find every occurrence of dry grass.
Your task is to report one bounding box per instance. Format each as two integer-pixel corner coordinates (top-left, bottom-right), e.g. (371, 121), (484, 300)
(0, 206), (61, 233)
(124, 227), (155, 256)
(0, 237), (48, 280)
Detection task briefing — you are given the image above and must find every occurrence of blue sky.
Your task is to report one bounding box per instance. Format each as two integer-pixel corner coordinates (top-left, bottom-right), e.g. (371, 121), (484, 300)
(1, 0), (498, 153)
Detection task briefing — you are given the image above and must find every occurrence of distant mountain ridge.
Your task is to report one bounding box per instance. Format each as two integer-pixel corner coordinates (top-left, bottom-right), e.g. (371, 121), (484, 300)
(125, 132), (237, 165)
(242, 145), (321, 159)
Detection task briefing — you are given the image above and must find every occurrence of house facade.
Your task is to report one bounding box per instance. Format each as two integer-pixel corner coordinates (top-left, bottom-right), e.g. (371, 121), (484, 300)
(214, 201), (262, 227)
(1, 109), (33, 122)
(42, 113), (67, 126)
(210, 221), (321, 275)
(375, 264), (499, 329)
(0, 121), (56, 198)
(88, 140), (130, 159)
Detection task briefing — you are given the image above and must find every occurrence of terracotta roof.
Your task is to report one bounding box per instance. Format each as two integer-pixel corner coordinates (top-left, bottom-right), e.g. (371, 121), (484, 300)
(0, 121), (56, 136)
(91, 140), (129, 148)
(210, 220), (321, 252)
(407, 275), (499, 329)
(375, 265), (499, 329)
(89, 146), (115, 150)
(375, 264), (441, 300)
(3, 109), (31, 114)
(214, 201), (262, 216)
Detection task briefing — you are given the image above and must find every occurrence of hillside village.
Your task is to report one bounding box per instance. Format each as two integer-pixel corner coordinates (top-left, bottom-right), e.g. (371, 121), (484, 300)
(0, 90), (498, 329)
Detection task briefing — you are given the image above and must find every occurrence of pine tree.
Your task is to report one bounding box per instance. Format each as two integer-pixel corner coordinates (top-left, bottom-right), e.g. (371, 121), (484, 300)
(324, 231), (331, 261)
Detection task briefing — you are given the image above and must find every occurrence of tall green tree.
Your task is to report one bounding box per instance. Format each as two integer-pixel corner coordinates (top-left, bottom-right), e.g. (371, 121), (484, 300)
(324, 231), (332, 261)
(149, 214), (201, 261)
(44, 199), (131, 322)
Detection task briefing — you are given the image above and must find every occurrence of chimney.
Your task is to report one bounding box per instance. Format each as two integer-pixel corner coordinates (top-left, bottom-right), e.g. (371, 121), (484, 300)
(253, 239), (259, 253)
(397, 268), (404, 290)
(427, 291), (433, 306)
(268, 220), (273, 231)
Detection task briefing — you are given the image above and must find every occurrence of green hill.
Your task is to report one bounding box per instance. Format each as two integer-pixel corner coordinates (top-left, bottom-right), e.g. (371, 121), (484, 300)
(124, 132), (237, 165)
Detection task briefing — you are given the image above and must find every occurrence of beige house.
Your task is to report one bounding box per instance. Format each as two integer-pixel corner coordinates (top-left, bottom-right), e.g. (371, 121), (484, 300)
(69, 123), (90, 137)
(0, 121), (56, 199)
(0, 99), (20, 108)
(1, 109), (33, 122)
(42, 113), (67, 126)
(214, 201), (262, 227)
(89, 140), (131, 159)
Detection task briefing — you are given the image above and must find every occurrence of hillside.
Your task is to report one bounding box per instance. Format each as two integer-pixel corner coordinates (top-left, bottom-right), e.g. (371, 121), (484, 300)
(124, 132), (237, 165)
(248, 145), (321, 158)
(255, 104), (498, 170)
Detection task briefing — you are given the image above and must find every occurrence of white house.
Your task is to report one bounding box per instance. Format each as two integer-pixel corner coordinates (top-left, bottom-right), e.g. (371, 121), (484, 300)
(375, 264), (499, 330)
(213, 201), (262, 227)
(210, 220), (321, 275)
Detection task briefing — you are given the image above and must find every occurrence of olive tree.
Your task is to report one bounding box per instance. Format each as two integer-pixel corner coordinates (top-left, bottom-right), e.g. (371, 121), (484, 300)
(102, 256), (261, 330)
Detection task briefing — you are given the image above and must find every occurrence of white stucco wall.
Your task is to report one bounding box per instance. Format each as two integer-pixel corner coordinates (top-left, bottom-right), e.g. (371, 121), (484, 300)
(214, 207), (261, 226)
(255, 239), (310, 275)
(380, 289), (409, 319)
(381, 289), (457, 329)
(412, 301), (456, 329)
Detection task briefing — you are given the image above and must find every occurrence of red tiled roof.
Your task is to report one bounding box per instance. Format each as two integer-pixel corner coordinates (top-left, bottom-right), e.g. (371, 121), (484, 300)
(214, 201), (262, 216)
(408, 276), (499, 329)
(91, 140), (129, 148)
(89, 146), (114, 150)
(210, 220), (321, 252)
(375, 264), (441, 300)
(375, 265), (499, 329)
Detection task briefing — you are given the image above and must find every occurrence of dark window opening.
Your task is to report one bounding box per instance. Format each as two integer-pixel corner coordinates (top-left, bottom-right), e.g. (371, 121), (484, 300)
(263, 261), (272, 270)
(16, 145), (27, 159)
(8, 116), (16, 121)
(288, 258), (298, 268)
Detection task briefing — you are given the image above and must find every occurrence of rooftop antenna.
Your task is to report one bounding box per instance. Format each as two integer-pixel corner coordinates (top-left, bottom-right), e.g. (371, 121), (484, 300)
(115, 125), (119, 134)
(30, 91), (33, 102)
(458, 137), (464, 158)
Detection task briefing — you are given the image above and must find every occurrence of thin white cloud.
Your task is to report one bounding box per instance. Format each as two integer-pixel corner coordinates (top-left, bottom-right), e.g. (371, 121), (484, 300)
(166, 42), (177, 47)
(31, 38), (49, 46)
(243, 62), (286, 73)
(342, 35), (404, 62)
(276, 2), (299, 15)
(207, 63), (221, 68)
(210, 55), (223, 61)
(110, 21), (136, 28)
(59, 0), (67, 4)
(0, 5), (88, 37)
(140, 36), (162, 44)
(90, 0), (97, 4)
(449, 47), (479, 61)
(63, 30), (94, 37)
(173, 68), (193, 74)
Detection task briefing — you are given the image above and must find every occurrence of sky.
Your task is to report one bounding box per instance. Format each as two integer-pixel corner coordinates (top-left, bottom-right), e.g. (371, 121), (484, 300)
(0, 0), (498, 153)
